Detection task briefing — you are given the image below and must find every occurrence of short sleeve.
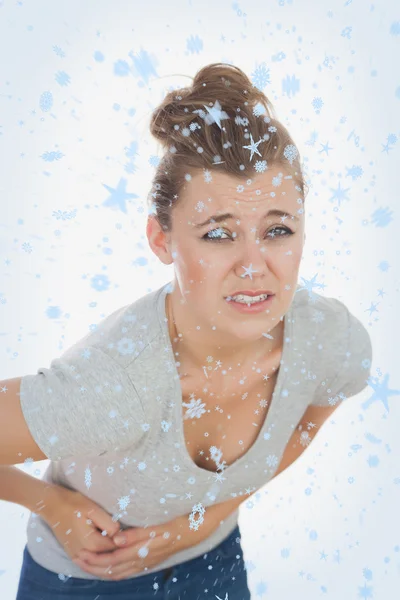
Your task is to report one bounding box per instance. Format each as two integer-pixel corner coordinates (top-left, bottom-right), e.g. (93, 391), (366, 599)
(19, 345), (145, 461)
(312, 307), (373, 407)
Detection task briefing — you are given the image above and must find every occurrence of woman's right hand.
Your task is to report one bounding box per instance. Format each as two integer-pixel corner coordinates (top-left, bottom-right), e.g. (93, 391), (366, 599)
(42, 485), (122, 562)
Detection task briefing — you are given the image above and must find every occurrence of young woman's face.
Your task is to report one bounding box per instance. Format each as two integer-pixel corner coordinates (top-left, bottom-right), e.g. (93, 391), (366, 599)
(153, 167), (306, 342)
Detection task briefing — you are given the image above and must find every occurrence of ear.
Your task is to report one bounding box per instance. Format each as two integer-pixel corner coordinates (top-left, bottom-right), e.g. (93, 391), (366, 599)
(146, 216), (173, 266)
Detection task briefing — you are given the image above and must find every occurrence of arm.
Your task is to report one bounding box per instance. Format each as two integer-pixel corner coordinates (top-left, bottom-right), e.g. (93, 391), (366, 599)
(0, 377), (48, 465)
(273, 402), (338, 477)
(0, 465), (61, 520)
(202, 403), (338, 531)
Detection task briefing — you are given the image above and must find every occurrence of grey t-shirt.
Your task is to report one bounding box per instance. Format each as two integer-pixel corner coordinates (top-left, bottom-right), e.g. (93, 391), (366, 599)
(19, 280), (373, 580)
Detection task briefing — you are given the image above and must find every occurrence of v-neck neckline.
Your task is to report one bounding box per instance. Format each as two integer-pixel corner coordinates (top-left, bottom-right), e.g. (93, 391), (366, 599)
(158, 282), (294, 477)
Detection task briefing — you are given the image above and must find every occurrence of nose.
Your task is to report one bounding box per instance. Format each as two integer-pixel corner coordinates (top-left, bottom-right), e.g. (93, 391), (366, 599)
(234, 239), (270, 279)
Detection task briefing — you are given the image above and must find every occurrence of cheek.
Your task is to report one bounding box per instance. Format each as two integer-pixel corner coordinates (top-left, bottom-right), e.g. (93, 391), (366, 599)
(172, 246), (209, 287)
(264, 241), (303, 267)
(286, 243), (304, 266)
(175, 241), (222, 274)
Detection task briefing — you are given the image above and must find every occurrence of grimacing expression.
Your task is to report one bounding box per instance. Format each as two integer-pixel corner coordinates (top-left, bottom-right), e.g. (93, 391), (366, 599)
(150, 167), (306, 341)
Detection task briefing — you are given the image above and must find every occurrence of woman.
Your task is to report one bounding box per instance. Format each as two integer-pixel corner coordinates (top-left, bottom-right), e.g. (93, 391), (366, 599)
(1, 63), (372, 599)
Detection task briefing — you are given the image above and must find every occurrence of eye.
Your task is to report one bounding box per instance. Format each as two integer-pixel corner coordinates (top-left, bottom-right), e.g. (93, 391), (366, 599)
(266, 226), (294, 239)
(202, 226), (294, 242)
(202, 227), (230, 241)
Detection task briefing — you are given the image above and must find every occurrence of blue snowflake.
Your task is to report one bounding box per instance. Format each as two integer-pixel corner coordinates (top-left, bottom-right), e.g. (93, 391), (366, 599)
(91, 274), (110, 292)
(389, 21), (400, 36)
(282, 74), (300, 98)
(39, 91), (53, 112)
(186, 34), (203, 54)
(94, 50), (105, 63)
(41, 151), (64, 162)
(378, 260), (390, 272)
(251, 62), (270, 91)
(114, 59), (130, 77)
(22, 242), (33, 253)
(345, 165), (363, 180)
(283, 144), (298, 165)
(46, 306), (62, 319)
(55, 71), (71, 86)
(117, 337), (136, 356)
(341, 26), (353, 39)
(371, 207), (393, 227)
(254, 160), (267, 173)
(52, 209), (77, 221)
(124, 161), (138, 175)
(272, 51), (286, 62)
(362, 567), (373, 581)
(149, 155), (161, 167)
(253, 102), (266, 117)
(312, 97), (324, 114)
(52, 45), (66, 58)
(128, 48), (158, 84)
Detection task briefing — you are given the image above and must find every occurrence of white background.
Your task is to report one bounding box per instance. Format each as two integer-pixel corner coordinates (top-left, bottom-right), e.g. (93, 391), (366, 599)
(1, 0), (400, 598)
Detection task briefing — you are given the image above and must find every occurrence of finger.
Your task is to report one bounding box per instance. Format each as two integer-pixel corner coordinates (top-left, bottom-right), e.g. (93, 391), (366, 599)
(73, 557), (116, 579)
(86, 506), (121, 540)
(107, 565), (144, 581)
(84, 528), (121, 553)
(73, 557), (141, 580)
(79, 547), (126, 566)
(80, 536), (165, 567)
(113, 526), (156, 547)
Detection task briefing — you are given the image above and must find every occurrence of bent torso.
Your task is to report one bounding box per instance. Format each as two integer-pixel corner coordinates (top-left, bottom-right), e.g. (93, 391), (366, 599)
(179, 353), (282, 473)
(166, 293), (288, 474)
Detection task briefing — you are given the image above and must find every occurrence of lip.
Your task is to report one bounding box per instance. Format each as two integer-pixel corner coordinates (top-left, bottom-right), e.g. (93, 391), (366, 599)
(224, 294), (274, 313)
(225, 290), (274, 298)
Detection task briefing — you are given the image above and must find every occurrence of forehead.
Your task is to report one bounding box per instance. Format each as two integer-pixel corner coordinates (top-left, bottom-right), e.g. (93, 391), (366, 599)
(179, 168), (302, 219)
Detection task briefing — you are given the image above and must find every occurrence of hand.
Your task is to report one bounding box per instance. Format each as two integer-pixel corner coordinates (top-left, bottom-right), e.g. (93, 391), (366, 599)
(42, 486), (122, 563)
(73, 511), (210, 581)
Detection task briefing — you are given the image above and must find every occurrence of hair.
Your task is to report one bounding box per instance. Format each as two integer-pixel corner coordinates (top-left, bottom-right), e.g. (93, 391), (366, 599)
(147, 62), (309, 233)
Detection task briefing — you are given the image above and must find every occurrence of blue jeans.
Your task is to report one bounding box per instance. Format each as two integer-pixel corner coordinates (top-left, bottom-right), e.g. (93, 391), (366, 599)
(15, 525), (251, 599)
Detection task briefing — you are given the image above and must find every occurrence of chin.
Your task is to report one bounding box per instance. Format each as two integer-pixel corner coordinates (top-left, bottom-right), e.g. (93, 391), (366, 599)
(227, 320), (273, 339)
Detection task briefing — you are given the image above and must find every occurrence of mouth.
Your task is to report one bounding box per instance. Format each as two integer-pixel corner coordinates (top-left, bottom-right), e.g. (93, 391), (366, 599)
(224, 291), (275, 303)
(224, 293), (275, 309)
(224, 293), (274, 313)
(225, 289), (274, 298)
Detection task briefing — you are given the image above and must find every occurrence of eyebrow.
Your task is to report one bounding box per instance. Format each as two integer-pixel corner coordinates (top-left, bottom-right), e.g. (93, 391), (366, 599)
(193, 209), (300, 229)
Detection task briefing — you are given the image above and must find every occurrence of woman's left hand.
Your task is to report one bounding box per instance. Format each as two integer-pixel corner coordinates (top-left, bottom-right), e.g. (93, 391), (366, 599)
(72, 512), (209, 581)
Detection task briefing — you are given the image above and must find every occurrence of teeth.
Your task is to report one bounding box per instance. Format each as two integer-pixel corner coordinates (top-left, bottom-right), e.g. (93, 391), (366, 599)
(231, 293), (269, 304)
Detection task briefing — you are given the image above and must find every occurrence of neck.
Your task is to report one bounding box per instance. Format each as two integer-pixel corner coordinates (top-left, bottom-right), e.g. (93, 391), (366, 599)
(165, 289), (284, 378)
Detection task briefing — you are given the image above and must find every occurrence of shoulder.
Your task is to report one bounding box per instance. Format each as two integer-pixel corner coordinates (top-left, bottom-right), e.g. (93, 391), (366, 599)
(291, 284), (350, 326)
(17, 285), (171, 460)
(291, 286), (372, 406)
(62, 284), (168, 369)
(290, 285), (368, 352)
